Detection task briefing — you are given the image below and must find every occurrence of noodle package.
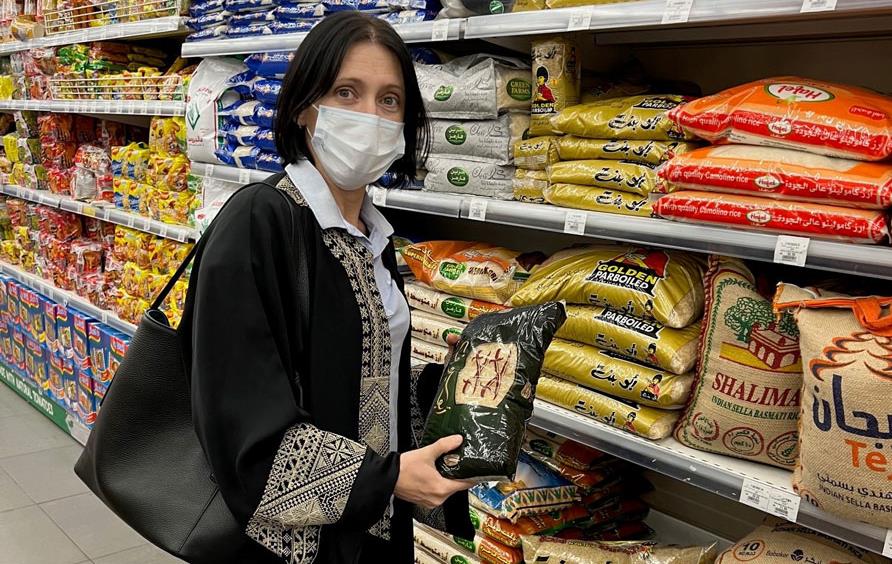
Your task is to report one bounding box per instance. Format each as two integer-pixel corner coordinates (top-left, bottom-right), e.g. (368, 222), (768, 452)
(421, 302), (567, 480)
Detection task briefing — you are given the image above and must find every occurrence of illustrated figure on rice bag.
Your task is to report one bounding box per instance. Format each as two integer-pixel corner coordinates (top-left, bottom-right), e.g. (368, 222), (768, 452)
(535, 66), (556, 104)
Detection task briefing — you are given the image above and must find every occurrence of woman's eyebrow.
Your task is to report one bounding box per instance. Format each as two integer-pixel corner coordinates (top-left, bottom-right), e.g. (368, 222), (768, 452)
(334, 76), (404, 92)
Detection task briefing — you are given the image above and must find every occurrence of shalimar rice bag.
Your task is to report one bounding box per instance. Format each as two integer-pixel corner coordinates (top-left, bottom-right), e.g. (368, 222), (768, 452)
(543, 338), (693, 409)
(422, 302), (566, 480)
(511, 244), (705, 328)
(521, 537), (717, 564)
(543, 184), (652, 218)
(552, 95), (695, 141)
(774, 284), (892, 527)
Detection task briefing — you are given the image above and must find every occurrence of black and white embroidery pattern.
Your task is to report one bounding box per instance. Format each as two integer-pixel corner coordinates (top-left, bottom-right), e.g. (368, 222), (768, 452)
(246, 517), (320, 564)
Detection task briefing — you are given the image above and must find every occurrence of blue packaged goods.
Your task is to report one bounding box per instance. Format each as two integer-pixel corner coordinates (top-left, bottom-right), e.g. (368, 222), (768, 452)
(186, 25), (228, 41)
(380, 9), (435, 23)
(254, 103), (277, 128)
(253, 79), (282, 105)
(389, 0), (436, 8)
(228, 11), (274, 26)
(219, 99), (261, 125)
(255, 128), (276, 151)
(256, 150), (284, 172)
(274, 3), (324, 19)
(189, 0), (226, 16)
(245, 51), (293, 79)
(226, 23), (272, 37)
(225, 124), (261, 146)
(186, 11), (231, 30)
(322, 0), (387, 11)
(270, 20), (316, 34)
(411, 47), (441, 65)
(228, 70), (259, 96)
(225, 0), (278, 12)
(216, 143), (261, 168)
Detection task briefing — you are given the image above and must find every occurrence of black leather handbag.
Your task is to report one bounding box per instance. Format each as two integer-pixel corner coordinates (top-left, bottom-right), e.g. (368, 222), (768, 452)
(75, 174), (307, 563)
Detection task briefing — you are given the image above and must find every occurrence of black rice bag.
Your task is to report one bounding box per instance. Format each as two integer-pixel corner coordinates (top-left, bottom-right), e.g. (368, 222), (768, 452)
(421, 301), (566, 481)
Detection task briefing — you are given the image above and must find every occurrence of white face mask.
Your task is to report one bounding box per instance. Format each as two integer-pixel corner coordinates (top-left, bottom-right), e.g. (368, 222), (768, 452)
(309, 104), (405, 191)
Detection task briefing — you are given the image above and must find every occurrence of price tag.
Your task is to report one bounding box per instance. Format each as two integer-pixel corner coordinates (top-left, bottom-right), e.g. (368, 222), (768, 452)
(205, 164), (215, 178)
(567, 7), (593, 31)
(883, 529), (892, 558)
(739, 478), (801, 521)
(159, 225), (169, 239)
(431, 19), (450, 41)
(801, 0), (836, 12)
(662, 0), (694, 24)
(563, 210), (587, 235)
(139, 218), (151, 231)
(126, 215), (135, 228)
(773, 235), (810, 267)
(82, 205), (96, 218)
(468, 198), (488, 221)
(238, 168), (251, 184)
(112, 100), (124, 114)
(371, 187), (387, 207)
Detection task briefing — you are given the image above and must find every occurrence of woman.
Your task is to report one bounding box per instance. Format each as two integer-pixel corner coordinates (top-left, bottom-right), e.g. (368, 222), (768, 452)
(179, 12), (473, 563)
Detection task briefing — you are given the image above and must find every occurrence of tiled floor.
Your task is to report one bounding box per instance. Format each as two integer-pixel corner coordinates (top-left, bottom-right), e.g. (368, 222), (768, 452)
(0, 383), (184, 564)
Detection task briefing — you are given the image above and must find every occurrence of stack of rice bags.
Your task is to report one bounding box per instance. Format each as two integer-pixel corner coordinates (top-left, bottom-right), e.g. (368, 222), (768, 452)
(511, 244), (706, 440)
(415, 55), (532, 200)
(657, 76), (892, 244)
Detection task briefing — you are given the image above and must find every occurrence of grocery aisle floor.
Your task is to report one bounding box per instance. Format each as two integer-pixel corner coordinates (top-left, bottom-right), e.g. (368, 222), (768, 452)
(0, 383), (184, 564)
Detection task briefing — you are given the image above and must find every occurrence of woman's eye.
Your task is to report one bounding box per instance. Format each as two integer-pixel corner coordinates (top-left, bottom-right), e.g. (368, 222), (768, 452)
(381, 95), (400, 108)
(336, 88), (354, 99)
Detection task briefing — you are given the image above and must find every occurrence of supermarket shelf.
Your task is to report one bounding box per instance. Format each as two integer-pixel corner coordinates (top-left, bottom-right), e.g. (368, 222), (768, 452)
(0, 363), (90, 446)
(531, 400), (888, 556)
(0, 185), (199, 243)
(189, 162), (273, 185)
(181, 18), (464, 56)
(0, 99), (184, 116)
(378, 190), (892, 281)
(0, 262), (136, 336)
(0, 16), (186, 55)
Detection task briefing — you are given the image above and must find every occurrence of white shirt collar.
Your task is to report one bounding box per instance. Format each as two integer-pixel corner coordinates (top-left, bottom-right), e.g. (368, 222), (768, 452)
(285, 160), (394, 256)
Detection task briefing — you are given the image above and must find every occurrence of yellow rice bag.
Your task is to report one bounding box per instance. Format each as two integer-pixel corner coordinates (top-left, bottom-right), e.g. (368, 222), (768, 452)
(555, 305), (700, 374)
(547, 160), (660, 196)
(511, 245), (705, 328)
(531, 37), (580, 136)
(552, 95), (695, 141)
(513, 136), (560, 170)
(543, 338), (693, 408)
(580, 77), (649, 104)
(556, 138), (700, 166)
(536, 375), (680, 439)
(543, 184), (652, 217)
(514, 169), (549, 203)
(511, 0), (545, 11)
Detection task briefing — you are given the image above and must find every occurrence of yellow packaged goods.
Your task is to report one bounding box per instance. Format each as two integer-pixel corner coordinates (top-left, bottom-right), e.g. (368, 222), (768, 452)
(543, 184), (652, 217)
(547, 160), (660, 196)
(556, 137), (700, 166)
(543, 339), (693, 408)
(405, 281), (509, 322)
(429, 113), (530, 165)
(552, 95), (695, 141)
(556, 305), (699, 374)
(522, 537), (716, 564)
(513, 136), (560, 170)
(411, 309), (465, 346)
(580, 77), (649, 104)
(401, 241), (537, 304)
(531, 37), (580, 136)
(513, 169), (549, 203)
(411, 338), (450, 364)
(673, 258), (801, 468)
(716, 518), (888, 564)
(511, 0), (545, 11)
(424, 157), (514, 200)
(511, 245), (705, 328)
(774, 284), (892, 527)
(537, 375), (680, 439)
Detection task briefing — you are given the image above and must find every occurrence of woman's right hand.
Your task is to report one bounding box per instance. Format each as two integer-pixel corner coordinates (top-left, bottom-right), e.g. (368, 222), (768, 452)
(395, 435), (473, 509)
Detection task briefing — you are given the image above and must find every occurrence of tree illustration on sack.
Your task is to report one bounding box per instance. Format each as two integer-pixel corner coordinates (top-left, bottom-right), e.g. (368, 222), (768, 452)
(722, 297), (800, 371)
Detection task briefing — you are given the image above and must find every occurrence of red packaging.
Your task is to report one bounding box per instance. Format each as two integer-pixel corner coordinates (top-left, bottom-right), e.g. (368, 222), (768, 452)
(42, 141), (77, 169)
(74, 116), (97, 145)
(39, 114), (73, 143)
(478, 537), (523, 564)
(653, 191), (890, 244)
(70, 239), (103, 274)
(47, 166), (73, 195)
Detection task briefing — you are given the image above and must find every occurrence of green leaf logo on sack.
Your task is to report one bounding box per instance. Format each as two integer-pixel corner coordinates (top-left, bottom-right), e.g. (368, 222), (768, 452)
(489, 0), (505, 13)
(439, 261), (467, 281)
(506, 78), (533, 102)
(766, 83), (835, 103)
(447, 167), (469, 187)
(452, 536), (476, 552)
(450, 557), (469, 564)
(445, 125), (467, 146)
(434, 85), (454, 102)
(441, 297), (468, 319)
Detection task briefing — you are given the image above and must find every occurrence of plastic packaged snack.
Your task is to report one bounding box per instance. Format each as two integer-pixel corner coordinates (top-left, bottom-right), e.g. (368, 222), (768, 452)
(654, 190), (890, 244)
(253, 103), (277, 129)
(405, 281), (508, 322)
(557, 137), (699, 166)
(547, 160), (660, 196)
(410, 309), (465, 346)
(256, 150), (284, 172)
(544, 338), (693, 408)
(554, 95), (694, 141)
(254, 128), (276, 152)
(658, 144), (892, 209)
(429, 113), (529, 165)
(513, 136), (559, 170)
(511, 245), (705, 328)
(253, 78), (282, 105)
(543, 184), (652, 217)
(537, 375), (680, 439)
(522, 537), (716, 564)
(671, 77), (892, 161)
(244, 51), (294, 78)
(531, 37), (580, 136)
(411, 338), (449, 364)
(422, 302), (565, 480)
(401, 241), (540, 304)
(149, 116), (186, 155)
(424, 157), (515, 200)
(513, 169), (548, 203)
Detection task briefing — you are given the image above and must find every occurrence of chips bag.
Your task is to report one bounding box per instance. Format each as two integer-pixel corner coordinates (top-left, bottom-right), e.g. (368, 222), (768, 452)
(521, 537), (717, 564)
(557, 137), (699, 165)
(544, 339), (693, 409)
(552, 95), (694, 141)
(547, 160), (660, 196)
(670, 76), (892, 161)
(511, 245), (704, 328)
(531, 37), (581, 136)
(543, 184), (652, 218)
(422, 302), (566, 480)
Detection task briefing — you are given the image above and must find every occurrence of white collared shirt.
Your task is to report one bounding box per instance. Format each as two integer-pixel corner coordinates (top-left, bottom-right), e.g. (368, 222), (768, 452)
(286, 161), (409, 457)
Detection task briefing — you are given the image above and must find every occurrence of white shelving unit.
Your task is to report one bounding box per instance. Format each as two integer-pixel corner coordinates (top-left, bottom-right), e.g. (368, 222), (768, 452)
(0, 99), (184, 116)
(189, 162), (273, 185)
(0, 185), (199, 243)
(0, 16), (185, 55)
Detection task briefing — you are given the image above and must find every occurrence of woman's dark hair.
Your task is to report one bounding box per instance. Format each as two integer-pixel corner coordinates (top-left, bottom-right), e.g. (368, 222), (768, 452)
(275, 12), (429, 187)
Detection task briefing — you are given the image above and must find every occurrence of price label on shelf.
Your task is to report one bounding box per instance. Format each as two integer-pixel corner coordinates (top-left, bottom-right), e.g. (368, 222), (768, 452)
(567, 7), (593, 31)
(563, 210), (587, 235)
(662, 0), (694, 24)
(883, 529), (892, 558)
(801, 0), (836, 12)
(773, 235), (810, 267)
(739, 478), (801, 521)
(81, 205), (96, 218)
(139, 218), (151, 231)
(204, 164), (215, 178)
(159, 225), (169, 239)
(431, 19), (450, 41)
(238, 169), (251, 184)
(112, 101), (124, 114)
(125, 215), (135, 228)
(371, 187), (387, 207)
(468, 198), (488, 221)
